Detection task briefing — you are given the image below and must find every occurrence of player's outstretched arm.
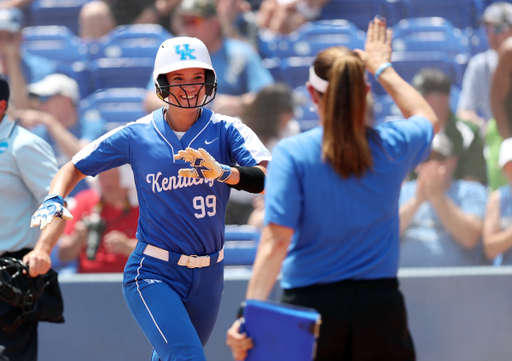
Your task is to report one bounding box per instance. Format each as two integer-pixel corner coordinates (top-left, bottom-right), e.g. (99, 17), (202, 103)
(30, 161), (86, 230)
(174, 147), (266, 193)
(174, 147), (233, 182)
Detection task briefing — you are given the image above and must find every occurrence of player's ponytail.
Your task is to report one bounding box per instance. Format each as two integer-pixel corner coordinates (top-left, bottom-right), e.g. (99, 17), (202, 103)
(316, 47), (373, 178)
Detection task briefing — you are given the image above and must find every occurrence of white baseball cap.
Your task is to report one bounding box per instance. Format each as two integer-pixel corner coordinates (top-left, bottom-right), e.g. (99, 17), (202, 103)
(0, 8), (24, 33)
(431, 133), (453, 158)
(483, 2), (512, 26)
(499, 138), (512, 167)
(27, 74), (80, 104)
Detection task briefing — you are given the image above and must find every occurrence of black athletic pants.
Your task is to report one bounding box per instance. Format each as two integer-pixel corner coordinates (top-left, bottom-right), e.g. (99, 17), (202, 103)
(281, 278), (415, 361)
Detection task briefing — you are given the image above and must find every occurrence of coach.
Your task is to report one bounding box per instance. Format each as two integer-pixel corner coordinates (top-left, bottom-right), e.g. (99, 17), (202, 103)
(227, 16), (440, 361)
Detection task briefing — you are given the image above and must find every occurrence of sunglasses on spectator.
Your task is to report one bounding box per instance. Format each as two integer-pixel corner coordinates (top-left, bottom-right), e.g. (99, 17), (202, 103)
(29, 92), (52, 103)
(182, 16), (205, 27)
(37, 95), (52, 103)
(483, 23), (510, 34)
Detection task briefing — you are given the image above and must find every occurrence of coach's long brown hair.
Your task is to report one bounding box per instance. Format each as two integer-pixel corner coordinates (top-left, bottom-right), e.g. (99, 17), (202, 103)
(314, 46), (372, 178)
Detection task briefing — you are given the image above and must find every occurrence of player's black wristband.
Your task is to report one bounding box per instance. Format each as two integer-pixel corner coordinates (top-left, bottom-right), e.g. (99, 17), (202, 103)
(236, 301), (246, 319)
(228, 166), (265, 194)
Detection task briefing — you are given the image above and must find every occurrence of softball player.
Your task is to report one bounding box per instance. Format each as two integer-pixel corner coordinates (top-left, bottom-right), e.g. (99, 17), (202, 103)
(30, 37), (271, 361)
(227, 17), (440, 360)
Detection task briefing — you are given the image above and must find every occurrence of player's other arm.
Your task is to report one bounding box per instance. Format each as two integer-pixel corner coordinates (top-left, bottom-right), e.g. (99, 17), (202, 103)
(49, 161), (87, 198)
(30, 161), (87, 230)
(24, 218), (66, 277)
(20, 140), (69, 276)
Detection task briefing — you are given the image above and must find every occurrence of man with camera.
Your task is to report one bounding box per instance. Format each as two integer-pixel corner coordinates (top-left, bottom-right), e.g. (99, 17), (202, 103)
(58, 165), (139, 273)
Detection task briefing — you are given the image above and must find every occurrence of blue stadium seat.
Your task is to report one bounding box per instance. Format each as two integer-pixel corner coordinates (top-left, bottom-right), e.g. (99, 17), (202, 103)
(88, 24), (172, 60)
(258, 19), (365, 59)
(224, 225), (260, 266)
(29, 0), (92, 35)
(403, 0), (484, 29)
(392, 17), (470, 56)
(22, 25), (91, 98)
(261, 20), (366, 90)
(275, 56), (315, 89)
(372, 94), (402, 121)
(22, 25), (88, 63)
(372, 85), (461, 121)
(79, 88), (147, 132)
(88, 24), (172, 91)
(369, 51), (468, 95)
(466, 26), (489, 55)
(90, 57), (155, 90)
(292, 85), (320, 132)
(317, 0), (405, 31)
(449, 85), (461, 113)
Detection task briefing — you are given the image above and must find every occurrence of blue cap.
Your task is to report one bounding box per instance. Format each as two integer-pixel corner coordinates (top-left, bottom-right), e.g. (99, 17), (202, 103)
(0, 8), (24, 33)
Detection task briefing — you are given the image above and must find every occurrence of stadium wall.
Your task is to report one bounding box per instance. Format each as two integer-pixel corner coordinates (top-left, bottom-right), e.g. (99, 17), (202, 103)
(38, 267), (512, 361)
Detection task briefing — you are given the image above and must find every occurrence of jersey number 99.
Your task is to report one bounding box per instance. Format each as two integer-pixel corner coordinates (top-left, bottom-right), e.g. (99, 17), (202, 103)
(193, 195), (217, 219)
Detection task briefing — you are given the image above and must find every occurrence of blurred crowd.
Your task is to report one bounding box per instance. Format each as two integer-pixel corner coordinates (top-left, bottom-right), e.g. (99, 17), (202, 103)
(4, 0), (512, 272)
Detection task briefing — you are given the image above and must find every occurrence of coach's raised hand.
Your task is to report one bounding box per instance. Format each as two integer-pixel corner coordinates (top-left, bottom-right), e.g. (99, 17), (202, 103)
(174, 147), (232, 182)
(355, 15), (439, 133)
(30, 194), (73, 230)
(353, 15), (393, 76)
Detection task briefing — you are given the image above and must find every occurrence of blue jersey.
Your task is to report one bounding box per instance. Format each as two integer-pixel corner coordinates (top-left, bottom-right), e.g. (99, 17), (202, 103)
(72, 107), (271, 255)
(264, 116), (434, 289)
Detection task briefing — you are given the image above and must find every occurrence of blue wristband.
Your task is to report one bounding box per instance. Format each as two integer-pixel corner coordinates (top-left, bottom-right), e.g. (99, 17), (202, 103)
(43, 194), (65, 205)
(374, 62), (392, 81)
(217, 164), (232, 182)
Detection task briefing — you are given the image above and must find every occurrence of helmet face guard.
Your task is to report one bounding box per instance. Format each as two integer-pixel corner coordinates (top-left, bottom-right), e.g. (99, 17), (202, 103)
(153, 37), (218, 109)
(155, 70), (218, 109)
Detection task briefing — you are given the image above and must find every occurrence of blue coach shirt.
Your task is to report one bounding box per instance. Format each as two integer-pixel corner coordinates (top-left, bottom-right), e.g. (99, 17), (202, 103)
(264, 116), (434, 289)
(72, 107), (271, 256)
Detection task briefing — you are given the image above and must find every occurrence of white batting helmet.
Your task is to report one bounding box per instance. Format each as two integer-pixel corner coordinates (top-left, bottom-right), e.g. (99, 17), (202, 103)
(153, 36), (217, 108)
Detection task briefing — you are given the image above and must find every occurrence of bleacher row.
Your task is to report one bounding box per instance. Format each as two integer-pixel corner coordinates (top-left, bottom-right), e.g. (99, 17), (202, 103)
(21, 23), (171, 129)
(262, 16), (482, 128)
(20, 0), (503, 134)
(25, 0), (496, 34)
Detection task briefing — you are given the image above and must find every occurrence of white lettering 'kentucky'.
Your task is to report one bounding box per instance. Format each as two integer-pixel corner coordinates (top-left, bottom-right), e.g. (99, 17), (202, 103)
(146, 172), (215, 193)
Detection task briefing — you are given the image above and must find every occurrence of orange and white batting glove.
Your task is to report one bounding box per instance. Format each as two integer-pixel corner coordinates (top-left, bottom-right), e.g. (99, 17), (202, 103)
(174, 147), (232, 182)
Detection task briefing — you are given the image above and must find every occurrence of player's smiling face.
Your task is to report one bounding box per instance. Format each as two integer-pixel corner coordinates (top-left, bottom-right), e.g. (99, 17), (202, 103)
(165, 68), (207, 108)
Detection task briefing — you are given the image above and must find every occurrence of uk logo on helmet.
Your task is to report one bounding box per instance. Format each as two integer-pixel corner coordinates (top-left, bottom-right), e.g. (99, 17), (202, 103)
(175, 44), (196, 60)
